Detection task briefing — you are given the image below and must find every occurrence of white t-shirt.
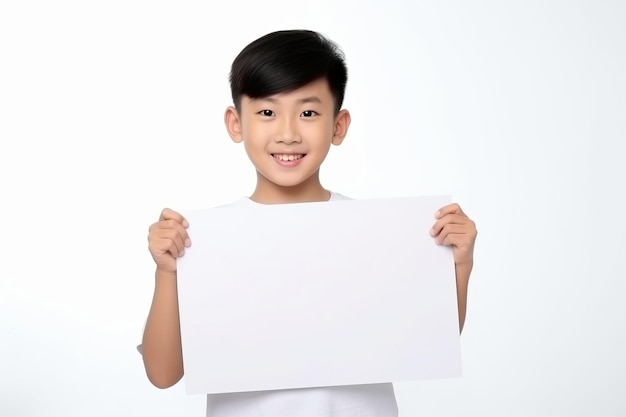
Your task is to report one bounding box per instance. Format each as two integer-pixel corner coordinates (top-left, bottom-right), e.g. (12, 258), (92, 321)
(205, 383), (397, 417)
(141, 191), (399, 417)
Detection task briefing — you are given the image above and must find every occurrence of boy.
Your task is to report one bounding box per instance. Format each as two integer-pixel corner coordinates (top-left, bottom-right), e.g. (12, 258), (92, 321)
(141, 30), (477, 417)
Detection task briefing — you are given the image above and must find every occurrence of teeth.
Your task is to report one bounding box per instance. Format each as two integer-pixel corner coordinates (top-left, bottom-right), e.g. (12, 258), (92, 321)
(274, 154), (304, 161)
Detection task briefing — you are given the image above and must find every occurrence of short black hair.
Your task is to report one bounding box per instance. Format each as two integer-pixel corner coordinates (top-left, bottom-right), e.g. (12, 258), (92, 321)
(229, 30), (348, 115)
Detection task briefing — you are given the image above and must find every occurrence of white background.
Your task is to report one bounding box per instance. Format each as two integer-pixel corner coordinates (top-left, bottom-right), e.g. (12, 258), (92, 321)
(1, 1), (624, 416)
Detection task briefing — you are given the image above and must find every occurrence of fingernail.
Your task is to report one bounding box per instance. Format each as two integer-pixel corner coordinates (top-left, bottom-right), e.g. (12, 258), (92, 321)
(185, 239), (191, 247)
(435, 210), (441, 217)
(429, 228), (436, 236)
(183, 220), (189, 228)
(179, 250), (184, 257)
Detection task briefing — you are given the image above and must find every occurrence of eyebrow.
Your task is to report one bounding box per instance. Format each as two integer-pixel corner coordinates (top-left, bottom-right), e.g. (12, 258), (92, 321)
(254, 96), (323, 105)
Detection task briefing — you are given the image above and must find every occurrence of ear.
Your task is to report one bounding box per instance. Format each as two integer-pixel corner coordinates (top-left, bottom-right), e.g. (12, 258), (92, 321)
(331, 109), (351, 146)
(224, 106), (243, 143)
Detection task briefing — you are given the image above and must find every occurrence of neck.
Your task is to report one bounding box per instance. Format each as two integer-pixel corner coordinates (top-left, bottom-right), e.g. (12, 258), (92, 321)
(250, 171), (331, 204)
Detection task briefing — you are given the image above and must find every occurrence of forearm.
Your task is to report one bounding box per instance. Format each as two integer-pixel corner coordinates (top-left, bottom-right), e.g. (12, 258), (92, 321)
(141, 269), (184, 388)
(455, 262), (471, 333)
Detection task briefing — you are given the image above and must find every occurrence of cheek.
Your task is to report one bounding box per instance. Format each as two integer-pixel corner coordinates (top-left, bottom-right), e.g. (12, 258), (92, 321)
(241, 122), (265, 144)
(304, 121), (334, 140)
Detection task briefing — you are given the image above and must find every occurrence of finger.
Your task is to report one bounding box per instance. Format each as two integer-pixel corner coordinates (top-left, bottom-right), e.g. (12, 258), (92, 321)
(430, 214), (473, 236)
(163, 219), (191, 247)
(151, 237), (185, 258)
(433, 223), (468, 244)
(160, 228), (186, 256)
(150, 236), (182, 258)
(150, 219), (191, 247)
(159, 208), (189, 228)
(435, 203), (465, 219)
(441, 232), (473, 249)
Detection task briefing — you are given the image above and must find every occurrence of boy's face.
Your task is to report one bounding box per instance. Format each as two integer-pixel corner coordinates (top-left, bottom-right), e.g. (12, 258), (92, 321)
(225, 78), (350, 192)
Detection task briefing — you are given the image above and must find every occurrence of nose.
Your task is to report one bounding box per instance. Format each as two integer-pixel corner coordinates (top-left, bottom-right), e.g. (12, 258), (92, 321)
(274, 117), (302, 144)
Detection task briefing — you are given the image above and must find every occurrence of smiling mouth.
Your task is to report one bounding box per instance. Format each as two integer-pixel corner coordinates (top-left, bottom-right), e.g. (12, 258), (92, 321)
(271, 154), (306, 161)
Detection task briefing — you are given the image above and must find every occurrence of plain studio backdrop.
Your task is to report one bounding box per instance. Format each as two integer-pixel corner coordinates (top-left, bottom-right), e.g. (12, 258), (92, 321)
(1, 1), (624, 416)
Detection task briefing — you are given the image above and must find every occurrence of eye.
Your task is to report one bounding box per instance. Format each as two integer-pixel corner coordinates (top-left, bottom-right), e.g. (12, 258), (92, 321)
(258, 109), (274, 117)
(300, 110), (318, 118)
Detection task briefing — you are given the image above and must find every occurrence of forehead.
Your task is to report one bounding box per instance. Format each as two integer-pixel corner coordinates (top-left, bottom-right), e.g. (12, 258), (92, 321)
(243, 78), (334, 106)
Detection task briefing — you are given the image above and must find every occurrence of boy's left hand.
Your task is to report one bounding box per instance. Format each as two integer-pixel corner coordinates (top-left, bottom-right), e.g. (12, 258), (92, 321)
(430, 203), (477, 267)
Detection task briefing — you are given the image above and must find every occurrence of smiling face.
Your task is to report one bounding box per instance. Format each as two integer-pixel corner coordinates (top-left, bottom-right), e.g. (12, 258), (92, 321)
(225, 78), (351, 204)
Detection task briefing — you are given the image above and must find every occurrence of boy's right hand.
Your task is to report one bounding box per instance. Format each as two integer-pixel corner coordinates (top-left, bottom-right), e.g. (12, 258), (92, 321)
(147, 208), (191, 274)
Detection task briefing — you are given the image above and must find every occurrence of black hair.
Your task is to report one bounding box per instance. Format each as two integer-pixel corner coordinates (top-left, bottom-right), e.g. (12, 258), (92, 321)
(229, 30), (348, 115)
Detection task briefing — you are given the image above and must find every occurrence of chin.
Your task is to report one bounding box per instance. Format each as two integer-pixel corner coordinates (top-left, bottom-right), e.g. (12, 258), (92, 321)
(268, 178), (310, 188)
(259, 171), (315, 189)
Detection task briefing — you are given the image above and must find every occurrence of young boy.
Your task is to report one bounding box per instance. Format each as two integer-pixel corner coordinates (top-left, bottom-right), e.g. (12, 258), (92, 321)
(141, 29), (477, 417)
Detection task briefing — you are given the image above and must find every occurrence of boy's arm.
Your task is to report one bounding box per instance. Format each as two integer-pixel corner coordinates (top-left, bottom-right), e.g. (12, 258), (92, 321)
(455, 262), (472, 333)
(141, 209), (190, 388)
(430, 203), (477, 334)
(141, 269), (184, 388)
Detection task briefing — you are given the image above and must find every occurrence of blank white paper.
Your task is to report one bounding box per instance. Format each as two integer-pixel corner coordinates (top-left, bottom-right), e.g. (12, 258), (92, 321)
(177, 195), (461, 395)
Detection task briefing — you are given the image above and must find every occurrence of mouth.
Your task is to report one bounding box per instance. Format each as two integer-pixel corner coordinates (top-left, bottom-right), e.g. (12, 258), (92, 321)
(271, 153), (306, 161)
